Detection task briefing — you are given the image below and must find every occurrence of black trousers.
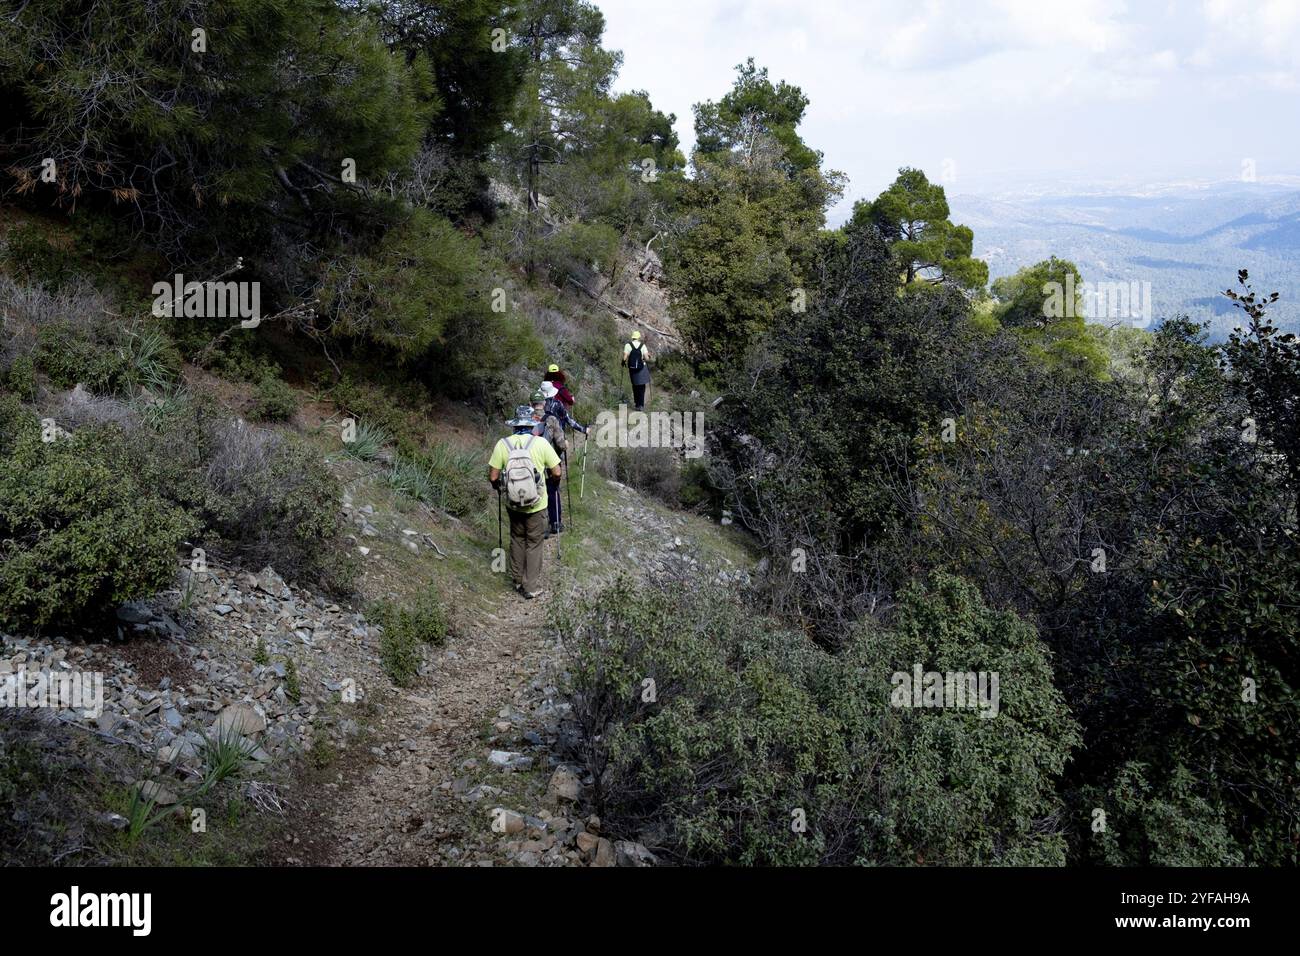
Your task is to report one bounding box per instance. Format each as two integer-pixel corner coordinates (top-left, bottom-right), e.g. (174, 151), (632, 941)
(632, 382), (647, 410)
(546, 475), (562, 528)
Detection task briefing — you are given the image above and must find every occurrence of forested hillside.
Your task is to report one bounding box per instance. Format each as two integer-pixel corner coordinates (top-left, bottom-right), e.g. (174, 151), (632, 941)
(0, 0), (1296, 871)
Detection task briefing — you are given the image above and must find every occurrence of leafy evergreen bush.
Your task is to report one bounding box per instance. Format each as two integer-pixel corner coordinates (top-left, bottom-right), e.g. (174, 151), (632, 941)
(557, 573), (1077, 865)
(0, 421), (196, 631)
(250, 374), (297, 422)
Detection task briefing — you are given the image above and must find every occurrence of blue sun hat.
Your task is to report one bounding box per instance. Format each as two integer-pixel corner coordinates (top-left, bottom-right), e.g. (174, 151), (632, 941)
(508, 405), (536, 428)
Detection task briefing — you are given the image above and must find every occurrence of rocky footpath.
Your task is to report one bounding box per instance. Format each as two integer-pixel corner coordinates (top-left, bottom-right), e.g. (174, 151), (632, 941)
(311, 584), (661, 867)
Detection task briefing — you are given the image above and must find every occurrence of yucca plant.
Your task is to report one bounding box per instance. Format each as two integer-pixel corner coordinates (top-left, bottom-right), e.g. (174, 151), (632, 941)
(343, 419), (389, 461)
(197, 725), (260, 793)
(386, 454), (436, 502)
(123, 786), (174, 845)
(117, 323), (178, 395)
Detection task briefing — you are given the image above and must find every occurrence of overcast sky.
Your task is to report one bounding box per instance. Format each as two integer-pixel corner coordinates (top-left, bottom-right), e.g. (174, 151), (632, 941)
(597, 0), (1300, 220)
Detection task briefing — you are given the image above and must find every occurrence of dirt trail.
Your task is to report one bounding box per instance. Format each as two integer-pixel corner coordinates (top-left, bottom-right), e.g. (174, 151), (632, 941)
(315, 553), (564, 866)
(285, 481), (722, 866)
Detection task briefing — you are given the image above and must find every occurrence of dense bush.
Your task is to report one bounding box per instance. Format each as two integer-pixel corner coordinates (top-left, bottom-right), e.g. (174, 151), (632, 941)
(0, 224), (73, 290)
(537, 222), (620, 286)
(250, 374), (297, 422)
(90, 400), (353, 592)
(557, 573), (1076, 865)
(1, 355), (36, 400)
(601, 445), (682, 507)
(0, 420), (196, 631)
(32, 321), (131, 393)
(324, 209), (488, 361)
(1080, 762), (1245, 866)
(18, 308), (180, 399)
(388, 445), (481, 518)
(1, 0), (431, 255)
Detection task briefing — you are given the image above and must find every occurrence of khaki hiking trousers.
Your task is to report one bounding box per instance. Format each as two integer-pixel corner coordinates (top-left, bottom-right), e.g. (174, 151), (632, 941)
(508, 507), (548, 593)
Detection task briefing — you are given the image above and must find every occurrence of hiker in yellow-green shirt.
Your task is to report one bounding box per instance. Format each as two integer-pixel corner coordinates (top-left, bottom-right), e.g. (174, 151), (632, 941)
(488, 405), (562, 600)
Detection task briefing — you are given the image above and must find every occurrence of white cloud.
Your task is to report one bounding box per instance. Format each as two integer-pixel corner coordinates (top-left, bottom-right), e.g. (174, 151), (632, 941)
(596, 0), (1300, 202)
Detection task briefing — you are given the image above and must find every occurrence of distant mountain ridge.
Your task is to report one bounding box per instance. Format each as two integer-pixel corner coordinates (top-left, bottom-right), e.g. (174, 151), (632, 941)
(950, 182), (1300, 338)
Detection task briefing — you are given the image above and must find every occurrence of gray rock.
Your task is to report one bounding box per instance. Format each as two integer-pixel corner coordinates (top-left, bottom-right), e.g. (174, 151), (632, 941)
(135, 780), (180, 806)
(96, 712), (121, 734)
(593, 837), (616, 867)
(615, 840), (657, 867)
(116, 603), (153, 624)
(255, 567), (291, 599)
(491, 808), (525, 835)
(213, 702), (266, 737)
(546, 767), (583, 803)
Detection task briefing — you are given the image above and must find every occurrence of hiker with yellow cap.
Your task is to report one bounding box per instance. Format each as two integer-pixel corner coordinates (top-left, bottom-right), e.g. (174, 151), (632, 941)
(543, 364), (575, 407)
(622, 330), (652, 411)
(537, 380), (587, 538)
(488, 405), (562, 600)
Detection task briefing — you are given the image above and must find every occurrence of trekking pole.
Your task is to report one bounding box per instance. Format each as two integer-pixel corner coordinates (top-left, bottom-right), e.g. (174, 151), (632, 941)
(579, 434), (587, 500)
(564, 448), (573, 533)
(497, 488), (502, 554)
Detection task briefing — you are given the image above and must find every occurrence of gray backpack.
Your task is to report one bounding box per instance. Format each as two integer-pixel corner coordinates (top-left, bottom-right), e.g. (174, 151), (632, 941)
(545, 414), (567, 454)
(501, 436), (541, 509)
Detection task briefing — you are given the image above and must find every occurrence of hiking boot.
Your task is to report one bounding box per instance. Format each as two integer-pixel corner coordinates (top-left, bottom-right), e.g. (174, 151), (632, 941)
(555, 521), (565, 533)
(524, 589), (543, 600)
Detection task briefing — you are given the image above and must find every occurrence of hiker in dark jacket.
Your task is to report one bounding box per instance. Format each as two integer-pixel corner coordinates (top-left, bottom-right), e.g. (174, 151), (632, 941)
(544, 364), (576, 407)
(539, 381), (586, 536)
(622, 330), (651, 411)
(541, 381), (586, 436)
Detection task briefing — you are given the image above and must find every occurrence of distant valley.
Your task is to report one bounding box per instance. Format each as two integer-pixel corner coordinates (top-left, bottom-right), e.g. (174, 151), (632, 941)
(949, 181), (1300, 338)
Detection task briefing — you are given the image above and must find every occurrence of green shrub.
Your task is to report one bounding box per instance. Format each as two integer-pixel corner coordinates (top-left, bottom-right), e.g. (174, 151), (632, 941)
(168, 323), (281, 384)
(322, 210), (545, 400)
(0, 392), (36, 455)
(557, 573), (1077, 865)
(25, 314), (179, 398)
(32, 321), (129, 393)
(1080, 762), (1245, 866)
(106, 402), (354, 592)
(250, 375), (297, 422)
(327, 373), (425, 455)
(2, 355), (36, 400)
(1, 224), (72, 290)
(374, 590), (449, 687)
(117, 324), (182, 394)
(195, 423), (352, 590)
(604, 445), (681, 506)
(849, 573), (1081, 865)
(324, 208), (488, 361)
(0, 423), (196, 630)
(342, 418), (389, 461)
(537, 221), (620, 285)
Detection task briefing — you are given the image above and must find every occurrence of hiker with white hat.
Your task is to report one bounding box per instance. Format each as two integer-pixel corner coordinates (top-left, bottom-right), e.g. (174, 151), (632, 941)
(538, 380), (587, 537)
(622, 330), (652, 411)
(488, 404), (562, 599)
